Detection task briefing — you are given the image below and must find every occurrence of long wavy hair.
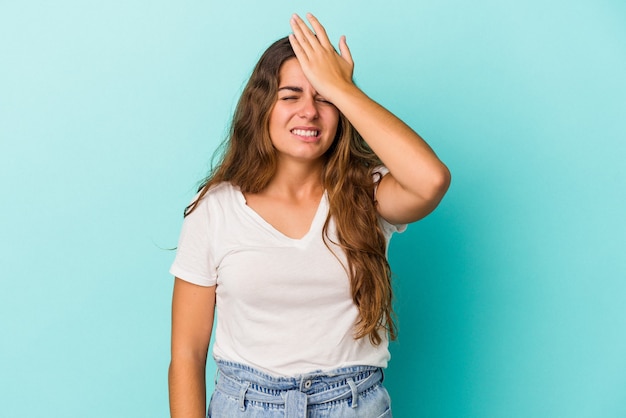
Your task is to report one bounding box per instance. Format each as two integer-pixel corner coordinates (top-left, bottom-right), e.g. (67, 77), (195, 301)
(185, 36), (396, 344)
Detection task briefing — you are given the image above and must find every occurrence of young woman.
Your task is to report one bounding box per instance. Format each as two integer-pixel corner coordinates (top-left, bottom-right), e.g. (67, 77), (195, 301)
(169, 13), (450, 418)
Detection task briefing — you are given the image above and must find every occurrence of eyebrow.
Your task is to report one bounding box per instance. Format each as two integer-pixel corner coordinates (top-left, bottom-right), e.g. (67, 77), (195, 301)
(278, 86), (303, 93)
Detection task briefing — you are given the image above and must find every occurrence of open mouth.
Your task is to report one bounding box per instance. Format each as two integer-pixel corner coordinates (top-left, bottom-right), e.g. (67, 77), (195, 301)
(291, 128), (319, 138)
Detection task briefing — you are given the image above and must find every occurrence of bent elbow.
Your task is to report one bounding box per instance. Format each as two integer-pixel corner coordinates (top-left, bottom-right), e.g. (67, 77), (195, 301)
(426, 163), (451, 202)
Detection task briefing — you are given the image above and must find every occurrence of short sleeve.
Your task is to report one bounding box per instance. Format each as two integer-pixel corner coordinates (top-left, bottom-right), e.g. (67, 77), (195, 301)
(373, 166), (408, 236)
(169, 195), (218, 286)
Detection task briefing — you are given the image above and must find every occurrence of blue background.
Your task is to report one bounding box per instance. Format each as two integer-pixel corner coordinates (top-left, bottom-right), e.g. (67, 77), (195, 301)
(1, 1), (625, 417)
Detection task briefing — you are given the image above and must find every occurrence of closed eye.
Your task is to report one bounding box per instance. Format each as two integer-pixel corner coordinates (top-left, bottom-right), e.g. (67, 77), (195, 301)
(316, 98), (334, 105)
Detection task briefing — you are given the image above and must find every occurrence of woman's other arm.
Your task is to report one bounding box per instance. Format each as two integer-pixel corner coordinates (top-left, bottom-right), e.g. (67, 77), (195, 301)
(168, 278), (216, 418)
(289, 13), (451, 224)
(335, 87), (451, 225)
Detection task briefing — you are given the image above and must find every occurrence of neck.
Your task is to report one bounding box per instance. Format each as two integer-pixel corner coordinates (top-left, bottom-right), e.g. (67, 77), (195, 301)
(264, 158), (325, 199)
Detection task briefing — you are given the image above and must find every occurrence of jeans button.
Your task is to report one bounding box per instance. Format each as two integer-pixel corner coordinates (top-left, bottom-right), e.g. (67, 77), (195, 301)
(304, 380), (312, 389)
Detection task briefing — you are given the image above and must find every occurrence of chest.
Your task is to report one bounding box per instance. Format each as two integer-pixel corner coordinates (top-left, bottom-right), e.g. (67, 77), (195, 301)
(216, 242), (350, 309)
(210, 189), (350, 308)
(242, 192), (323, 240)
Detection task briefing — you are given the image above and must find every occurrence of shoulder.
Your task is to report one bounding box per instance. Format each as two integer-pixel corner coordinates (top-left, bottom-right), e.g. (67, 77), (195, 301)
(370, 166), (392, 189)
(192, 181), (239, 208)
(183, 182), (241, 223)
(204, 181), (238, 198)
(371, 165), (389, 192)
(371, 165), (389, 179)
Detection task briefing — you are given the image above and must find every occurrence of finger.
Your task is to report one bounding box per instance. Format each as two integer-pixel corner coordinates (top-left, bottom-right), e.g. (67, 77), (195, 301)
(290, 14), (320, 50)
(305, 13), (333, 50)
(289, 17), (313, 59)
(288, 33), (308, 62)
(338, 35), (354, 66)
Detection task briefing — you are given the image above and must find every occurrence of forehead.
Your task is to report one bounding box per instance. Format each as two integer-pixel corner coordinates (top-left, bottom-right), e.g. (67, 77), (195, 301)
(278, 58), (310, 87)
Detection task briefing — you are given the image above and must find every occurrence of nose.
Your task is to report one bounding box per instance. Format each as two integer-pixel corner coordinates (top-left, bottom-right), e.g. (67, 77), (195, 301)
(298, 96), (319, 120)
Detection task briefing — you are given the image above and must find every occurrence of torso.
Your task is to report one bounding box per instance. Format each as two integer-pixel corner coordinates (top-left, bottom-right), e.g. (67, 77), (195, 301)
(170, 180), (402, 376)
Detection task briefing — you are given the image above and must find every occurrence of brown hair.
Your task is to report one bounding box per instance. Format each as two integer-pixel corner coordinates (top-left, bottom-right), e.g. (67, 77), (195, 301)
(186, 36), (396, 344)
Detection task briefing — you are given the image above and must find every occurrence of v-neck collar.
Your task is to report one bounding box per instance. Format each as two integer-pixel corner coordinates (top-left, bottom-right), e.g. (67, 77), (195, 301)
(236, 189), (328, 246)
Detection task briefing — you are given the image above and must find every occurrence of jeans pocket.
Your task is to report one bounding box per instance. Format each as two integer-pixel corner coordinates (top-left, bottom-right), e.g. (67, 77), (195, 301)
(207, 390), (235, 418)
(356, 384), (392, 418)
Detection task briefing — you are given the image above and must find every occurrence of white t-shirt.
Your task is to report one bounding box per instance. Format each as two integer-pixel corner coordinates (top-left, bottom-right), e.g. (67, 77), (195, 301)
(170, 180), (405, 377)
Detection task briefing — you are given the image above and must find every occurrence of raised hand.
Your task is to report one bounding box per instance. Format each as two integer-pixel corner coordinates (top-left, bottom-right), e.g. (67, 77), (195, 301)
(289, 14), (450, 226)
(288, 13), (355, 101)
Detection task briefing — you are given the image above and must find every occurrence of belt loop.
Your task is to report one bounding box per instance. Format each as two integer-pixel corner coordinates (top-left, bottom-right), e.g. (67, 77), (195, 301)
(347, 377), (358, 409)
(238, 381), (250, 412)
(284, 389), (308, 418)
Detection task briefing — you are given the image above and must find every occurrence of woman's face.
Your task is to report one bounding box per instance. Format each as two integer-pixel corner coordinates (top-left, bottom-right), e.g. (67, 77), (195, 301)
(268, 58), (339, 165)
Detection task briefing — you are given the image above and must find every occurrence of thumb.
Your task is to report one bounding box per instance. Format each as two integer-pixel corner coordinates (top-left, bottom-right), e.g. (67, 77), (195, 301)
(338, 35), (353, 66)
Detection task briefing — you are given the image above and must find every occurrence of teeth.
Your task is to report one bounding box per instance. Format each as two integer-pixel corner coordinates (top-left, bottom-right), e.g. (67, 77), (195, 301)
(292, 129), (319, 137)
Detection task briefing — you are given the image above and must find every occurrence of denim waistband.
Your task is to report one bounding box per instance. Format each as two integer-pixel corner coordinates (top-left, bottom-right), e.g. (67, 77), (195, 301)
(214, 360), (384, 417)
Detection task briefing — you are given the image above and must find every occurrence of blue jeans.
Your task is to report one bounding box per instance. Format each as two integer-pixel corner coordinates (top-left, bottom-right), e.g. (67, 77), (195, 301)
(208, 360), (392, 418)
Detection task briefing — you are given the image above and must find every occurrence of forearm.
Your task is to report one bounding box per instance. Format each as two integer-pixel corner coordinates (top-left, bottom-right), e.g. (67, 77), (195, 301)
(168, 358), (207, 418)
(332, 84), (450, 199)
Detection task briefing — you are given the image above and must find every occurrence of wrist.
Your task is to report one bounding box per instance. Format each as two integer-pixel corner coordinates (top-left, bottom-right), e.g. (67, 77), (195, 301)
(327, 82), (364, 109)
